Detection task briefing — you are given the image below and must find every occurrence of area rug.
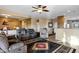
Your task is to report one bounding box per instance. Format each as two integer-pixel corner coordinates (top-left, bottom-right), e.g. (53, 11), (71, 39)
(27, 41), (76, 53)
(55, 45), (76, 53)
(27, 41), (61, 53)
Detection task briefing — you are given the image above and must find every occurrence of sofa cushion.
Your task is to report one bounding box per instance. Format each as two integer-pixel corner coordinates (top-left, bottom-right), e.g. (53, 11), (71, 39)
(0, 48), (5, 53)
(0, 35), (9, 52)
(9, 45), (27, 53)
(9, 42), (24, 51)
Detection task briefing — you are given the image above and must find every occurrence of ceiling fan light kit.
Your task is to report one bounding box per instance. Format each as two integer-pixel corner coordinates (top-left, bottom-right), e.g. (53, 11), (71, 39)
(32, 5), (49, 14)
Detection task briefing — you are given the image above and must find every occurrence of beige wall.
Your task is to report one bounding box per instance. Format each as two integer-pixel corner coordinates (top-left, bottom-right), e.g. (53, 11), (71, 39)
(31, 18), (49, 32)
(21, 18), (31, 28)
(0, 17), (21, 30)
(0, 17), (50, 32)
(51, 16), (65, 28)
(57, 16), (64, 28)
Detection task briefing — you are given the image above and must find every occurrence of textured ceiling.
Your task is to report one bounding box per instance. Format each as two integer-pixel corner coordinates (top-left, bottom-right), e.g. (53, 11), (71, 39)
(0, 5), (79, 19)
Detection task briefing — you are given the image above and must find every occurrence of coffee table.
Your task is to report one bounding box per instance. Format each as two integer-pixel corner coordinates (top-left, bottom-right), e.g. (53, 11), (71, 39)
(27, 40), (61, 53)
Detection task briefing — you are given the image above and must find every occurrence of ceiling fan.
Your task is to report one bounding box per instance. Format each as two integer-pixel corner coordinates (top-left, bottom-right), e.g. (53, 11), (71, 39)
(32, 5), (49, 13)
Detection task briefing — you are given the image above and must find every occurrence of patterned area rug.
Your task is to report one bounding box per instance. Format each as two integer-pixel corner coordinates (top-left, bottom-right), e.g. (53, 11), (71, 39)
(27, 41), (61, 53)
(54, 45), (76, 53)
(27, 40), (76, 53)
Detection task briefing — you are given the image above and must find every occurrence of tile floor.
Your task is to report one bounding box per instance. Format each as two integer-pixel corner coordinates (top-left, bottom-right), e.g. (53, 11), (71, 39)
(48, 35), (79, 53)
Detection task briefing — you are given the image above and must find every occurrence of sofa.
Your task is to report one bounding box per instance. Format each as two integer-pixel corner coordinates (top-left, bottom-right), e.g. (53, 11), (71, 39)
(16, 28), (37, 40)
(0, 33), (27, 53)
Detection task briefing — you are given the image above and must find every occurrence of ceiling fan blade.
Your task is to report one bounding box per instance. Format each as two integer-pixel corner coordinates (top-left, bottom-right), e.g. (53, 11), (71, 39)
(32, 6), (38, 9)
(42, 6), (47, 8)
(38, 5), (42, 8)
(43, 10), (49, 12)
(32, 10), (37, 12)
